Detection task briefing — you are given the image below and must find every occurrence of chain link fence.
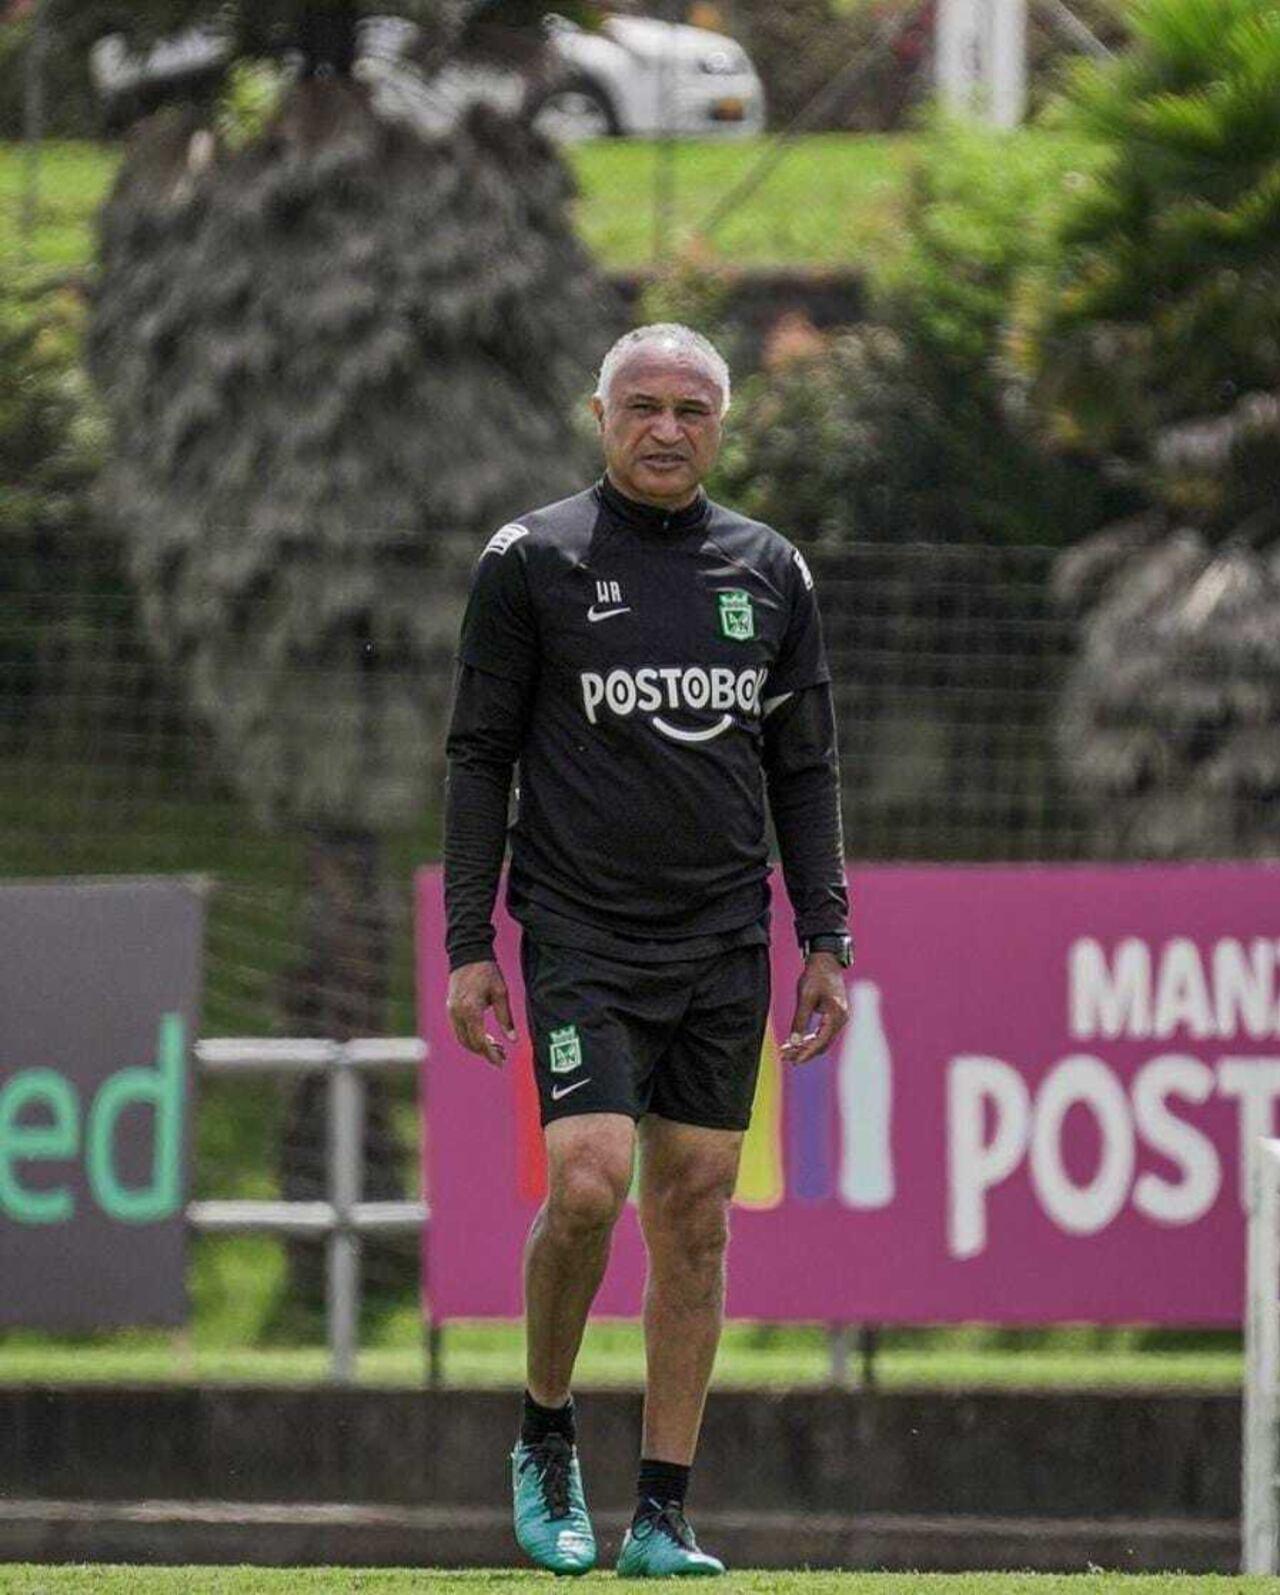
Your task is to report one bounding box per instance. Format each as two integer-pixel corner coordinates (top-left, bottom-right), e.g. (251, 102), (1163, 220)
(814, 542), (1087, 864)
(3, 529), (1089, 990)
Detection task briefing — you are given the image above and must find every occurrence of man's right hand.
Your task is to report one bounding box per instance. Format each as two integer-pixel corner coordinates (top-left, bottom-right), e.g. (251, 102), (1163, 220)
(447, 959), (517, 1068)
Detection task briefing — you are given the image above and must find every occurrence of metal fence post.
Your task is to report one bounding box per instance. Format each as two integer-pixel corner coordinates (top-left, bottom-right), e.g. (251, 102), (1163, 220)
(328, 1048), (365, 1385)
(828, 1322), (852, 1388)
(21, 0), (49, 249)
(859, 1324), (880, 1391)
(189, 1037), (428, 1385)
(1243, 1137), (1280, 1572)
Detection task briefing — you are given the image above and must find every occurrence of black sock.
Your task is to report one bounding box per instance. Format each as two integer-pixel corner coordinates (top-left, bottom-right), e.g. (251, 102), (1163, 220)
(635, 1458), (690, 1518)
(521, 1390), (575, 1447)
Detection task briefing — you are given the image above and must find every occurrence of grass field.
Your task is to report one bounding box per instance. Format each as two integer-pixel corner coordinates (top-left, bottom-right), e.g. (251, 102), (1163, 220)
(571, 134), (917, 267)
(0, 130), (1052, 275)
(0, 1573), (1275, 1594)
(0, 1316), (1244, 1390)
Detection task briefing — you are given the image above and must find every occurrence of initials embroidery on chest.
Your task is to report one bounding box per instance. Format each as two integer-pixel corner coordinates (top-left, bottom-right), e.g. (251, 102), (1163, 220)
(587, 579), (631, 624)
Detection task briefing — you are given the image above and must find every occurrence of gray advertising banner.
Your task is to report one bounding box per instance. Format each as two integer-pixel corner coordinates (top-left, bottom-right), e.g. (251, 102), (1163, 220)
(0, 879), (204, 1330)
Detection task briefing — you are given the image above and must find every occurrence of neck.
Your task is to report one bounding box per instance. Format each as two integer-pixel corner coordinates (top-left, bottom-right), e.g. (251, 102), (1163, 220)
(604, 473), (701, 513)
(598, 475), (710, 533)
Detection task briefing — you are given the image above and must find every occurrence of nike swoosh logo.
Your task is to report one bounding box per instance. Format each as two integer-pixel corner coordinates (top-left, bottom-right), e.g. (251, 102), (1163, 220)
(587, 605), (632, 623)
(551, 1078), (592, 1102)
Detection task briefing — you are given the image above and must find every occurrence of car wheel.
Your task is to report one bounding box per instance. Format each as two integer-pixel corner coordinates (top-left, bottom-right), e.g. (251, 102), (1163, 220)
(528, 77), (620, 142)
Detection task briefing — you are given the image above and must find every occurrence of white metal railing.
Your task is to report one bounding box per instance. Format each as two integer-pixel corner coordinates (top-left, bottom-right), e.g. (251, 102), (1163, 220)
(1242, 1135), (1280, 1572)
(188, 1037), (428, 1384)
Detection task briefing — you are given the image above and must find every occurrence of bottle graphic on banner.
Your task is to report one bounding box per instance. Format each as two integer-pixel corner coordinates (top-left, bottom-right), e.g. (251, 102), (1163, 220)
(837, 980), (894, 1209)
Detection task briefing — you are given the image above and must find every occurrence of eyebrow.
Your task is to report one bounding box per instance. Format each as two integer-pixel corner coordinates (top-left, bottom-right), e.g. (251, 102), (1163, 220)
(625, 391), (714, 411)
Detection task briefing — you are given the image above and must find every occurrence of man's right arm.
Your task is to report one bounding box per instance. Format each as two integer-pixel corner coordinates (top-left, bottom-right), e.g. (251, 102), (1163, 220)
(443, 664), (529, 971)
(442, 529), (540, 1066)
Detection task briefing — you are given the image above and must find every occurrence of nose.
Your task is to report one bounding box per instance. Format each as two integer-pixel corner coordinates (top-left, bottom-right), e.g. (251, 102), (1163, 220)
(649, 408), (682, 443)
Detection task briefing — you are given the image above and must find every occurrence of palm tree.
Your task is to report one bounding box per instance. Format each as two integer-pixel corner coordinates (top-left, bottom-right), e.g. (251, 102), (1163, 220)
(1053, 506), (1280, 858)
(85, 0), (617, 1317)
(1024, 0), (1280, 858)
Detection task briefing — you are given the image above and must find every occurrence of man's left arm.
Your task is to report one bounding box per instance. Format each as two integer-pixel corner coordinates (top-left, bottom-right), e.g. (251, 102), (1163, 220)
(763, 683), (851, 1064)
(761, 547), (851, 1066)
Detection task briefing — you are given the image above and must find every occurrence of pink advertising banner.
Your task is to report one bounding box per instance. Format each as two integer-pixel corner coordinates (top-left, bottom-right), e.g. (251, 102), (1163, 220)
(417, 863), (1280, 1325)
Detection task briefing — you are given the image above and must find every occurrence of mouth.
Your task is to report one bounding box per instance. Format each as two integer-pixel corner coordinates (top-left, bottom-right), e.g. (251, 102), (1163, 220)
(640, 453), (690, 471)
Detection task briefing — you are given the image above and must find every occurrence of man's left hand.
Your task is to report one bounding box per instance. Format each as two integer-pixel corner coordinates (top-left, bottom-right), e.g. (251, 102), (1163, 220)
(781, 951), (850, 1065)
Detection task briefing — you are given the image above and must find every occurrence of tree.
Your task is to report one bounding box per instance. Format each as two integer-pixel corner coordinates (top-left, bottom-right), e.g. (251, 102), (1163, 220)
(1022, 0), (1280, 858)
(86, 1), (618, 1321)
(64, 0), (567, 82)
(0, 278), (107, 759)
(1053, 511), (1280, 859)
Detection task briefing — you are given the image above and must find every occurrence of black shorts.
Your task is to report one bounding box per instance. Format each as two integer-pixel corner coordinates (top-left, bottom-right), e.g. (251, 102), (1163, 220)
(521, 937), (770, 1131)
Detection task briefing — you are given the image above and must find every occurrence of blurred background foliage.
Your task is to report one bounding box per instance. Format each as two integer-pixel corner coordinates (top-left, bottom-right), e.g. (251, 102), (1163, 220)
(1021, 0), (1280, 860)
(0, 0), (597, 137)
(0, 0), (1133, 140)
(712, 121), (1136, 547)
(726, 0), (1128, 133)
(0, 5), (97, 137)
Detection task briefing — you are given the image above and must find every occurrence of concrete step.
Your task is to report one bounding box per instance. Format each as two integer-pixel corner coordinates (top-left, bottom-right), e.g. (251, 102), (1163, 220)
(0, 1499), (1241, 1574)
(0, 1386), (1241, 1522)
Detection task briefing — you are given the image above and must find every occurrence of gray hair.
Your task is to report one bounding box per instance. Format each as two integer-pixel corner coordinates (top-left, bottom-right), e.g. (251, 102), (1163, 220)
(595, 323), (731, 415)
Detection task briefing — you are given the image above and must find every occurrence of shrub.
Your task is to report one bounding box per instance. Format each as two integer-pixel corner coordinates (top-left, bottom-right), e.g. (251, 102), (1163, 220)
(715, 122), (1130, 548)
(1023, 0), (1280, 492)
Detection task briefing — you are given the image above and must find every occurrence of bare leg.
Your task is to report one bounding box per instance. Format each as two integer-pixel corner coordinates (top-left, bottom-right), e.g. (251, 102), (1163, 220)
(524, 1112), (635, 1407)
(637, 1115), (744, 1463)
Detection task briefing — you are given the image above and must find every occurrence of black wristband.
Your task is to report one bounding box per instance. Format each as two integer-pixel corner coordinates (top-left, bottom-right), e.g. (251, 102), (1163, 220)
(802, 933), (853, 966)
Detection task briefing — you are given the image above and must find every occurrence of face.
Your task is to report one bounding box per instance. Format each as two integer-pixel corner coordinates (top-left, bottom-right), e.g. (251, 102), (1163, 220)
(591, 346), (726, 509)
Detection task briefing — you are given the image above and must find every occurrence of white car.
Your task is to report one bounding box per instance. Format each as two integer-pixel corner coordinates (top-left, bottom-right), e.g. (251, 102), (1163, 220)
(89, 12), (766, 142)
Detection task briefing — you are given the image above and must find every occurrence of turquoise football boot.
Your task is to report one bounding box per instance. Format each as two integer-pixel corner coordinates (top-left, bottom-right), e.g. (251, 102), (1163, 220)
(616, 1500), (725, 1577)
(511, 1432), (597, 1575)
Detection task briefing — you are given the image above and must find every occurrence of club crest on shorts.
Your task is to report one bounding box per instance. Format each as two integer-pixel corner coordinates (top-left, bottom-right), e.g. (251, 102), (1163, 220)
(717, 589), (755, 642)
(548, 1024), (583, 1074)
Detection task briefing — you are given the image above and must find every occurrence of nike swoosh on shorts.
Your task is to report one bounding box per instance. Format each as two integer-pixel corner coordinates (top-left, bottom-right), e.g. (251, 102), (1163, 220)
(551, 1078), (592, 1101)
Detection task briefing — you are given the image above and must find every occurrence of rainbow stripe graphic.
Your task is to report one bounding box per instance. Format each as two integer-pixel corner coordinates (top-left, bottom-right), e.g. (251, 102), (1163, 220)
(734, 1020), (784, 1209)
(514, 1035), (548, 1204)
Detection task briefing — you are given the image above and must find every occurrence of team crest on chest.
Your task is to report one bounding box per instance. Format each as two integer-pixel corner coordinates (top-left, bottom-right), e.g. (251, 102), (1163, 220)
(717, 589), (755, 642)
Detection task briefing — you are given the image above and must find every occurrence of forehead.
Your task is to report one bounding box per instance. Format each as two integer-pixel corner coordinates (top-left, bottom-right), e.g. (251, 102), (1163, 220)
(609, 346), (724, 407)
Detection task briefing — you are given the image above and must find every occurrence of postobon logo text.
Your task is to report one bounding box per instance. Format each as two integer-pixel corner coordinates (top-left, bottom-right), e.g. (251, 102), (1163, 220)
(580, 665), (767, 744)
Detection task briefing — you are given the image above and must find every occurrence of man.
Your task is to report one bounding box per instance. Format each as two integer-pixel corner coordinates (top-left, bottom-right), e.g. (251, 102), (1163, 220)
(444, 323), (851, 1577)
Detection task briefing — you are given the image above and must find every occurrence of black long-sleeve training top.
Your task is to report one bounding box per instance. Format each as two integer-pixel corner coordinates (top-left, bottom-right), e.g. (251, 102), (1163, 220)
(444, 475), (849, 970)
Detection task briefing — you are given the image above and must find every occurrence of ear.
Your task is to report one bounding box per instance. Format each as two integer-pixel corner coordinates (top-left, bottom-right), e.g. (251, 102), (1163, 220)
(589, 395), (605, 432)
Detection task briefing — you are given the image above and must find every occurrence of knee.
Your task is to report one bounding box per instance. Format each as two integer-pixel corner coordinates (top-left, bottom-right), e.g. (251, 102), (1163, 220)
(548, 1161), (629, 1241)
(645, 1167), (735, 1263)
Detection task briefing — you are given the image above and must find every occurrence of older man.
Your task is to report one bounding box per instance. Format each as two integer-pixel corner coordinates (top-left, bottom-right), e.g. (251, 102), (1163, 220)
(444, 323), (851, 1577)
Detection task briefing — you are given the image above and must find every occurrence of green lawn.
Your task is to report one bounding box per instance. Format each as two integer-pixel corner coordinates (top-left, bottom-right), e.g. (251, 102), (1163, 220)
(0, 1317), (1244, 1390)
(570, 134), (918, 267)
(0, 140), (118, 274)
(0, 1573), (1275, 1594)
(0, 131), (1046, 275)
